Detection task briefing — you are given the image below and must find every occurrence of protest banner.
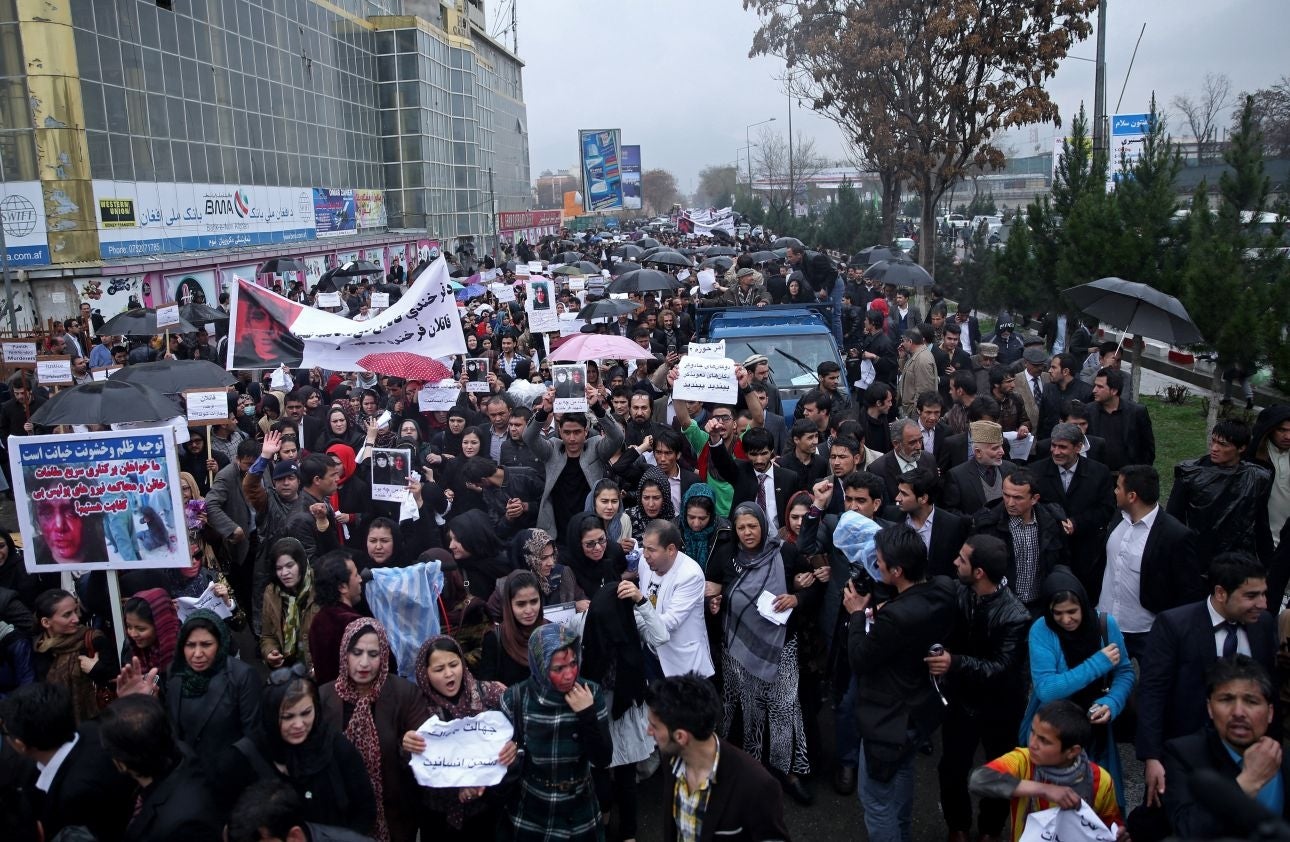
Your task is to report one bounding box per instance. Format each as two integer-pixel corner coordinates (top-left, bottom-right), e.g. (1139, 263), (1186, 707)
(552, 364), (588, 413)
(184, 388), (231, 425)
(464, 358), (491, 393)
(35, 356), (73, 386)
(491, 283), (516, 303)
(418, 384), (461, 412)
(155, 303), (181, 330)
(409, 710), (514, 789)
(673, 355), (738, 403)
(686, 340), (726, 359)
(371, 447), (412, 502)
(225, 257), (466, 371)
(10, 429), (188, 572)
(315, 291), (342, 308)
(370, 292), (390, 309)
(2, 341), (38, 368)
(527, 261), (544, 275)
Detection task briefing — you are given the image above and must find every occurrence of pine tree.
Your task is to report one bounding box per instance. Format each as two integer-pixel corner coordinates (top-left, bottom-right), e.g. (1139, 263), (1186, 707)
(1112, 96), (1185, 296)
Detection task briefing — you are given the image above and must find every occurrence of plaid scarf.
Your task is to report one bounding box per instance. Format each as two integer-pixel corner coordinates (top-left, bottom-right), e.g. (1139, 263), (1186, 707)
(335, 619), (391, 842)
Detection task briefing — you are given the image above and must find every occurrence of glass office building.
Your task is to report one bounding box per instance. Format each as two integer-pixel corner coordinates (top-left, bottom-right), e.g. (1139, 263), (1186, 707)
(0, 0), (530, 310)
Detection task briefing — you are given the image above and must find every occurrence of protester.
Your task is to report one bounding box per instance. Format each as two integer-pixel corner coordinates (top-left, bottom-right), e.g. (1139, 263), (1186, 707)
(121, 587), (180, 679)
(33, 589), (118, 721)
(260, 537), (320, 670)
(479, 570), (549, 686)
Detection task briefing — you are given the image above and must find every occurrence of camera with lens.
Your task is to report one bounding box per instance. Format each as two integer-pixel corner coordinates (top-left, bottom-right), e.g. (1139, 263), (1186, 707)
(850, 568), (874, 597)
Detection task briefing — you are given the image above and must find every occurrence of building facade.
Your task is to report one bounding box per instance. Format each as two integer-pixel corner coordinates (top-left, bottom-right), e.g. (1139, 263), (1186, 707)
(0, 0), (529, 329)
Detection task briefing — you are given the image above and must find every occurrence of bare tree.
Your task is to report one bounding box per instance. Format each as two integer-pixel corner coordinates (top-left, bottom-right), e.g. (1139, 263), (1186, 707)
(1239, 75), (1290, 159)
(695, 165), (738, 208)
(751, 128), (826, 229)
(640, 169), (682, 215)
(1171, 72), (1233, 163)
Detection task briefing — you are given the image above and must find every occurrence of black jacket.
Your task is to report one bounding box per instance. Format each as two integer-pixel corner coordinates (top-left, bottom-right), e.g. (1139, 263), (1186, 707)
(165, 657), (262, 772)
(1086, 397), (1156, 471)
(849, 577), (958, 745)
(1136, 599), (1278, 761)
(971, 498), (1069, 604)
(38, 722), (135, 842)
(1030, 456), (1116, 597)
(941, 460), (1017, 517)
(125, 753), (223, 842)
(708, 441), (799, 525)
(1131, 508), (1204, 616)
(1163, 726), (1290, 837)
(1037, 379), (1093, 439)
(1167, 456), (1271, 562)
(662, 738), (791, 842)
(943, 582), (1032, 715)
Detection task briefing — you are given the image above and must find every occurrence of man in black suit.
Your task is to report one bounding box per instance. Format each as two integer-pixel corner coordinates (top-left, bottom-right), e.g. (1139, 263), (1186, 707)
(862, 382), (895, 453)
(870, 418), (939, 504)
(749, 382), (790, 454)
(282, 389), (324, 455)
(952, 302), (982, 355)
(1030, 397), (1108, 464)
(709, 427), (799, 529)
(1037, 352), (1094, 438)
(1088, 367), (1156, 471)
(942, 421), (1016, 517)
(778, 417), (829, 492)
(1163, 656), (1290, 838)
(0, 683), (134, 842)
(1137, 552), (1279, 812)
(915, 390), (952, 466)
(1031, 422), (1116, 599)
(888, 466), (968, 579)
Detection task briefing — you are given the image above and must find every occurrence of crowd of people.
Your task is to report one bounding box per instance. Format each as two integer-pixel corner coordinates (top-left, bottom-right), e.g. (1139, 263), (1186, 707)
(0, 225), (1288, 842)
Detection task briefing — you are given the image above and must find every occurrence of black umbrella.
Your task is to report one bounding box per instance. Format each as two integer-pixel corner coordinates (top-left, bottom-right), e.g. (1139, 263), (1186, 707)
(258, 257), (308, 275)
(646, 251), (692, 268)
(611, 261), (643, 275)
(313, 268), (341, 293)
(607, 269), (679, 294)
(703, 246), (739, 257)
(570, 260), (600, 275)
(749, 250), (778, 265)
(99, 308), (199, 337)
(109, 359), (236, 393)
(864, 258), (934, 288)
(1063, 277), (1204, 345)
(639, 246), (665, 261)
(699, 256), (734, 272)
(772, 236), (804, 250)
(31, 380), (183, 426)
(852, 246), (897, 267)
(554, 251), (583, 264)
(636, 237), (660, 250)
(771, 247), (788, 260)
(678, 248), (699, 257)
(331, 260), (383, 277)
(579, 298), (643, 321)
(612, 244), (644, 259)
(178, 302), (230, 325)
(551, 265), (586, 277)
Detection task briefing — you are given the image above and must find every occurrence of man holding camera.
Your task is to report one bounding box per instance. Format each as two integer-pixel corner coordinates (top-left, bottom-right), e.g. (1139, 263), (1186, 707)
(843, 524), (957, 842)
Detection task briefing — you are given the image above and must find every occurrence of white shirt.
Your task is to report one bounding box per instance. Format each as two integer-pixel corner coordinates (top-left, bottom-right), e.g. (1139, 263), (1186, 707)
(905, 506), (935, 551)
(1099, 505), (1159, 633)
(895, 451), (920, 473)
(755, 470), (780, 535)
(1206, 595), (1251, 657)
(668, 471), (682, 515)
(36, 732), (79, 793)
(1269, 443), (1290, 549)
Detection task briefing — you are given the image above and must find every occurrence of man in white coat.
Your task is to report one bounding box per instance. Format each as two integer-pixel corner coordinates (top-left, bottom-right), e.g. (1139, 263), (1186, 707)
(637, 519), (715, 678)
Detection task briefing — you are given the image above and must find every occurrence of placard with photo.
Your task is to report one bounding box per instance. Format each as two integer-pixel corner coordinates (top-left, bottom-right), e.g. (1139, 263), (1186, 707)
(552, 364), (588, 413)
(464, 357), (491, 393)
(371, 447), (413, 502)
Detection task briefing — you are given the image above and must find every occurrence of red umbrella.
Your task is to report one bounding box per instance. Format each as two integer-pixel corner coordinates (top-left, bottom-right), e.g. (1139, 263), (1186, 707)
(355, 352), (453, 382)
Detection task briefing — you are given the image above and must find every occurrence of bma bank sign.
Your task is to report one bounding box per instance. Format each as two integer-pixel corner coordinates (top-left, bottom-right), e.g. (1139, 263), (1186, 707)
(204, 188), (252, 219)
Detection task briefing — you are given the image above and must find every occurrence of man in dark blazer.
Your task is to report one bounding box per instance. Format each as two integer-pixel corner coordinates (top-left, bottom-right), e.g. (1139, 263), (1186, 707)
(1163, 655), (1290, 838)
(0, 683), (135, 842)
(750, 382), (790, 454)
(205, 438), (260, 571)
(1136, 552), (1279, 812)
(651, 427), (702, 516)
(649, 674), (792, 841)
(952, 302), (982, 353)
(870, 418), (938, 504)
(1088, 367), (1156, 471)
(941, 423), (1017, 518)
(1030, 422), (1116, 597)
(884, 466), (969, 579)
(778, 417), (829, 493)
(708, 427), (798, 529)
(971, 471), (1069, 612)
(282, 389), (324, 454)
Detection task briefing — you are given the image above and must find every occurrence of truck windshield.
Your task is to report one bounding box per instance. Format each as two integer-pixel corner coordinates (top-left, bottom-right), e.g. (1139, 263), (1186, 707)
(723, 334), (838, 388)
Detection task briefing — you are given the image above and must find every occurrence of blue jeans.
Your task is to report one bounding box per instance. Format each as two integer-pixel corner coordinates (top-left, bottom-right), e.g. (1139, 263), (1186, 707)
(857, 740), (916, 842)
(833, 676), (859, 768)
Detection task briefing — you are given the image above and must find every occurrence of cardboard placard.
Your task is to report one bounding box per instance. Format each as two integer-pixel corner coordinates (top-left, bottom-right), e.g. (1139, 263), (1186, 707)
(526, 279), (559, 334)
(673, 355), (738, 403)
(418, 384), (461, 412)
(687, 340), (726, 359)
(464, 358), (491, 393)
(2, 341), (38, 368)
(155, 304), (182, 330)
(526, 261), (544, 275)
(481, 268), (498, 282)
(35, 356), (73, 385)
(371, 292), (390, 309)
(90, 366), (121, 382)
(552, 364), (588, 413)
(184, 388), (232, 425)
(514, 263), (531, 278)
(316, 291), (342, 308)
(371, 447), (413, 502)
(491, 283), (516, 303)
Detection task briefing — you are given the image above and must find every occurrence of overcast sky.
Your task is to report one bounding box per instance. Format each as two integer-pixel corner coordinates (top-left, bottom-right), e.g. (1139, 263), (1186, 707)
(504, 0), (1285, 196)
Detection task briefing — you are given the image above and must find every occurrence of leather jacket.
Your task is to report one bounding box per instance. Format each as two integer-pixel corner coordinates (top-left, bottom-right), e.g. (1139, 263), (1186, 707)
(944, 581), (1031, 714)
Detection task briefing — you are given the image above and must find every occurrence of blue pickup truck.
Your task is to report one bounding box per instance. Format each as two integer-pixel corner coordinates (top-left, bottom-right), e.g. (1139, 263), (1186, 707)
(694, 305), (844, 418)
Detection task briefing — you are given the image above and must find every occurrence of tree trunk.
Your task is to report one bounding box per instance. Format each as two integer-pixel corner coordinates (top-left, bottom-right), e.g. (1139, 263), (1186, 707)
(1129, 334), (1144, 401)
(880, 172), (900, 242)
(1205, 362), (1222, 434)
(920, 189), (938, 277)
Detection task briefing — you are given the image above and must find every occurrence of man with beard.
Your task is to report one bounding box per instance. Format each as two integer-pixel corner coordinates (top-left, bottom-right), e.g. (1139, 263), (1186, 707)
(942, 421), (1017, 517)
(624, 389), (659, 447)
(651, 427), (700, 515)
(870, 418), (939, 504)
(500, 405), (545, 476)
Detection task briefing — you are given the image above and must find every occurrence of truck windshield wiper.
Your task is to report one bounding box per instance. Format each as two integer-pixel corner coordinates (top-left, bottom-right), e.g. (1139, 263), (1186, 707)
(778, 348), (818, 382)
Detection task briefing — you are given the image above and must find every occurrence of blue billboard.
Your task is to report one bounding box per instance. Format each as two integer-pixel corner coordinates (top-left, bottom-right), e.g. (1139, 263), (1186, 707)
(621, 145), (642, 211)
(579, 129), (623, 212)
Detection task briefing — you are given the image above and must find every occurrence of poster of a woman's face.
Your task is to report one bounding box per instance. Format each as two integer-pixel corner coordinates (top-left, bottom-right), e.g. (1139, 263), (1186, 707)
(531, 281), (551, 311)
(231, 285), (306, 369)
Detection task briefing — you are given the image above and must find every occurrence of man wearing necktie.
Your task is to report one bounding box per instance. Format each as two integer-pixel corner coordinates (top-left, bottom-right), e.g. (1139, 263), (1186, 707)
(1016, 347), (1050, 437)
(1031, 423), (1116, 601)
(1136, 553), (1279, 814)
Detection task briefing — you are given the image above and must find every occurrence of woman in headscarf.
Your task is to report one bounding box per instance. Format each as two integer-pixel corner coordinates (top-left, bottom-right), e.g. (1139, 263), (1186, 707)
(478, 570), (547, 687)
(220, 669), (376, 832)
(500, 624), (611, 842)
(33, 589), (118, 721)
(778, 490), (814, 545)
(1020, 566), (1135, 806)
(586, 479), (633, 555)
(676, 483), (734, 576)
(165, 609), (261, 767)
(445, 510), (511, 601)
(422, 549), (490, 669)
(625, 467), (677, 542)
(442, 428), (485, 512)
(319, 619), (429, 842)
(580, 577), (669, 842)
(396, 417), (433, 466)
(488, 529), (587, 620)
(401, 636), (510, 840)
(326, 442), (371, 549)
(121, 588), (180, 680)
(709, 502), (819, 805)
(314, 404), (364, 454)
(564, 512), (628, 599)
(257, 391), (284, 438)
(430, 406), (471, 460)
(260, 537), (320, 671)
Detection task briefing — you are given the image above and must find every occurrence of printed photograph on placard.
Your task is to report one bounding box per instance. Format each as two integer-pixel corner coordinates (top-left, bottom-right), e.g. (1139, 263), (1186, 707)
(371, 447), (412, 502)
(464, 358), (491, 393)
(529, 279), (552, 311)
(552, 364), (588, 413)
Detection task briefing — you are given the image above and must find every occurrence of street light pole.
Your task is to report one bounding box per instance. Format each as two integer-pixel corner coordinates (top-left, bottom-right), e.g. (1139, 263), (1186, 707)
(745, 117), (775, 210)
(1092, 0), (1108, 158)
(0, 147), (15, 332)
